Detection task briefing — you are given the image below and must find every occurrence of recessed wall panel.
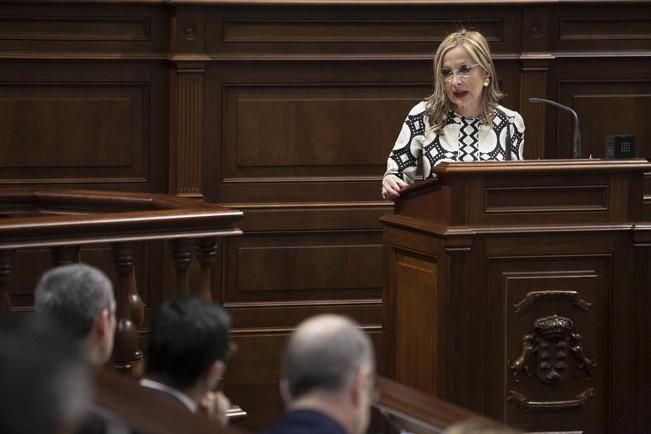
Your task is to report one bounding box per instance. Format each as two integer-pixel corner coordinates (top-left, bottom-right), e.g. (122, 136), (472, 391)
(223, 84), (425, 178)
(226, 231), (382, 303)
(0, 83), (148, 182)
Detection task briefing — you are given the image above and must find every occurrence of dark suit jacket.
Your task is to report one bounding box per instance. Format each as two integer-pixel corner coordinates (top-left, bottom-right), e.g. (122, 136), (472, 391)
(139, 381), (196, 413)
(75, 405), (132, 434)
(261, 409), (347, 434)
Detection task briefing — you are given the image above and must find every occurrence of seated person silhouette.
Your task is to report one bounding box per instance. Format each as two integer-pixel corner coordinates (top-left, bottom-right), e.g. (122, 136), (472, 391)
(141, 296), (232, 426)
(0, 317), (92, 434)
(262, 314), (376, 434)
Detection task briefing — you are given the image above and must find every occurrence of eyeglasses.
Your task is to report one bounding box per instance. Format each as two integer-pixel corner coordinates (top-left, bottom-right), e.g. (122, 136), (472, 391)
(440, 63), (482, 82)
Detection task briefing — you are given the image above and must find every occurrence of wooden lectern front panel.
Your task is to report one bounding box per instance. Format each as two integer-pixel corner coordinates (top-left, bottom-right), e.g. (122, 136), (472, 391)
(393, 249), (438, 394)
(486, 250), (610, 433)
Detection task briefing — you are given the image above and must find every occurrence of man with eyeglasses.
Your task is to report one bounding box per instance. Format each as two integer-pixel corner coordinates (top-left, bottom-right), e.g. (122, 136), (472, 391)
(262, 314), (375, 434)
(382, 28), (525, 200)
(140, 296), (233, 427)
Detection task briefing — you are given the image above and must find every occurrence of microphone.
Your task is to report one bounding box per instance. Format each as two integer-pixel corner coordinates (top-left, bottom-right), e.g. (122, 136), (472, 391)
(529, 97), (582, 159)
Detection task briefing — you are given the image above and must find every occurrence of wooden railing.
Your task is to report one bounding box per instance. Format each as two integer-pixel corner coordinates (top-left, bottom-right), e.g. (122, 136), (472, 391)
(0, 188), (242, 376)
(95, 369), (510, 434)
(374, 377), (518, 434)
(95, 367), (246, 434)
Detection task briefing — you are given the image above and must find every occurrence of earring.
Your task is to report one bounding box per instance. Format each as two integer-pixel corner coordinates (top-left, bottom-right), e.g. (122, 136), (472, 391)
(483, 78), (490, 87)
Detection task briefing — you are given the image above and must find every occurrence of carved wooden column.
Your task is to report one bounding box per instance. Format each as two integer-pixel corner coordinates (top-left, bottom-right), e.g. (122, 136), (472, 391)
(169, 5), (207, 197)
(170, 61), (205, 197)
(171, 238), (193, 297)
(51, 245), (80, 266)
(112, 242), (144, 377)
(0, 249), (15, 316)
(195, 237), (218, 300)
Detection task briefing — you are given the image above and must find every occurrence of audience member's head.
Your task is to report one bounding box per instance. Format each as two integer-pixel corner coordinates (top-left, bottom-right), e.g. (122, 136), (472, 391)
(145, 296), (231, 398)
(34, 263), (116, 367)
(282, 314), (375, 434)
(0, 317), (92, 434)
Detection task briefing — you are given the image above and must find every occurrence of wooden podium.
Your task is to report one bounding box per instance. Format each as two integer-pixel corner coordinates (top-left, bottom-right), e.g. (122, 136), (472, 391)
(380, 159), (651, 434)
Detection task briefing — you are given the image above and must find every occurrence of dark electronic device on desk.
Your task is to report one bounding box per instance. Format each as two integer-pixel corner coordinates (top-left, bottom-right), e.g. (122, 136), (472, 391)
(606, 135), (635, 159)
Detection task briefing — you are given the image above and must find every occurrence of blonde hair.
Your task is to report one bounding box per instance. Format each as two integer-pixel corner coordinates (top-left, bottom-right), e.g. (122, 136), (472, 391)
(425, 29), (503, 132)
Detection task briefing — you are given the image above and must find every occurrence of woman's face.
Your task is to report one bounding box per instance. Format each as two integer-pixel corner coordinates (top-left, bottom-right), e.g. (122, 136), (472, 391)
(441, 46), (487, 118)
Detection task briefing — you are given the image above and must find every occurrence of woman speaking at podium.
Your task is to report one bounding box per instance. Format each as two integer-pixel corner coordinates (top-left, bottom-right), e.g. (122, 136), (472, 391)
(381, 29), (525, 200)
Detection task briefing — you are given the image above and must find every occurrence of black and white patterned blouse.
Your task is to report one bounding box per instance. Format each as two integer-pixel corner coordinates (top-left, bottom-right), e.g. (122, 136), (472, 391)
(384, 101), (525, 183)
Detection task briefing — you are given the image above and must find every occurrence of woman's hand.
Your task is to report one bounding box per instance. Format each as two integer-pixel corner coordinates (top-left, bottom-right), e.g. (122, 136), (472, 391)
(381, 175), (408, 200)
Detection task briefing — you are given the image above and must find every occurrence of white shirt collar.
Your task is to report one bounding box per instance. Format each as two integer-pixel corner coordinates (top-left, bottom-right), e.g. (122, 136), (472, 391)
(139, 378), (198, 413)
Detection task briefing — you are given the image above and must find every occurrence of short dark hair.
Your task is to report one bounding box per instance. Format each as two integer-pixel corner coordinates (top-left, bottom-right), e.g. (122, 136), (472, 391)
(0, 317), (91, 434)
(34, 263), (114, 339)
(284, 315), (374, 399)
(145, 296), (231, 390)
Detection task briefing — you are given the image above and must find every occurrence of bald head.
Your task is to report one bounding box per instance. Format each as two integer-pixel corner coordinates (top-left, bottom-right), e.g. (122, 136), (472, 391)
(284, 314), (374, 400)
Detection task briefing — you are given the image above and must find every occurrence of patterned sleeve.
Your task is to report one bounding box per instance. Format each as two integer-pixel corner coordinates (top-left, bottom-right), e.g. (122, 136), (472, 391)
(383, 105), (426, 185)
(511, 110), (525, 160)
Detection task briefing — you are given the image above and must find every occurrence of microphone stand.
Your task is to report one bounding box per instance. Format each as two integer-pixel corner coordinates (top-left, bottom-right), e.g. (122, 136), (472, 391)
(529, 97), (582, 159)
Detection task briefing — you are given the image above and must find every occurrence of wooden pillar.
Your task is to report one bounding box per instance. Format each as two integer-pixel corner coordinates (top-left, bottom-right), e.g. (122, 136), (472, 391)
(0, 249), (15, 316)
(171, 238), (193, 297)
(51, 245), (80, 266)
(112, 242), (144, 378)
(169, 61), (205, 198)
(195, 237), (218, 301)
(169, 6), (206, 198)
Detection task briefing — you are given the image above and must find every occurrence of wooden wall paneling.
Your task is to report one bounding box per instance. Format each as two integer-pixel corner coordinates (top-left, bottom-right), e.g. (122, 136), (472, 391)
(204, 5), (522, 58)
(0, 4), (168, 56)
(494, 58), (522, 116)
(633, 229), (651, 433)
(201, 3), (524, 204)
(545, 3), (651, 162)
(553, 4), (651, 53)
(220, 203), (385, 429)
(3, 248), (51, 312)
(519, 7), (552, 159)
(169, 5), (207, 197)
(553, 59), (651, 161)
(0, 1), (168, 192)
(204, 59), (432, 203)
(224, 231), (382, 303)
(0, 60), (167, 192)
(518, 55), (552, 160)
(5, 243), (150, 317)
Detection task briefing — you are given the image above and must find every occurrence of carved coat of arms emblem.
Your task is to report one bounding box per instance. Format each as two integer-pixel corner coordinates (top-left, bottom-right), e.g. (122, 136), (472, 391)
(510, 314), (596, 384)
